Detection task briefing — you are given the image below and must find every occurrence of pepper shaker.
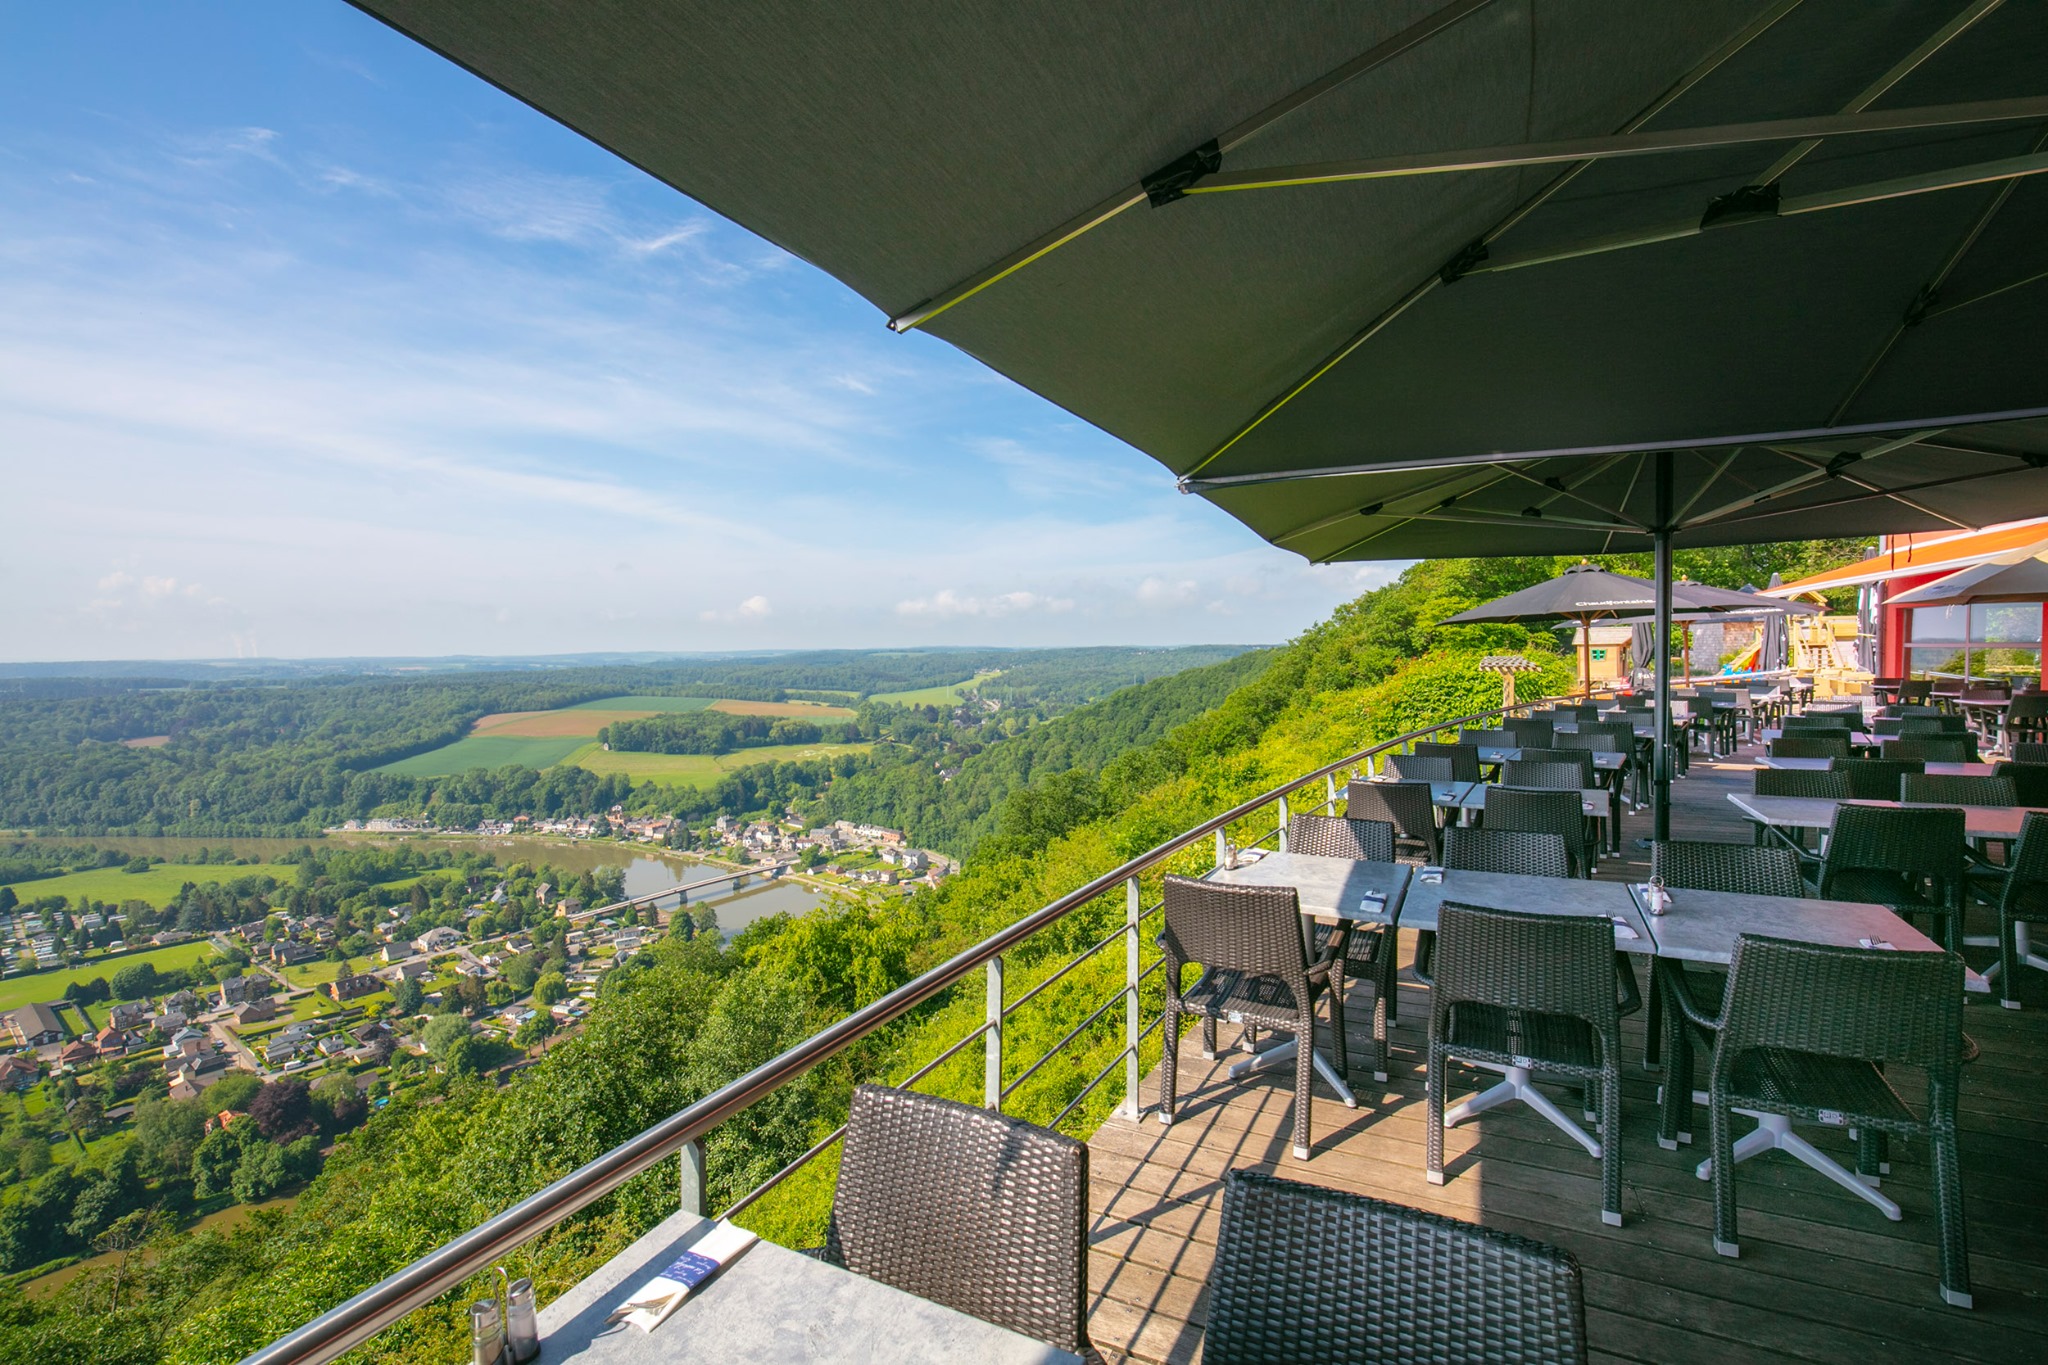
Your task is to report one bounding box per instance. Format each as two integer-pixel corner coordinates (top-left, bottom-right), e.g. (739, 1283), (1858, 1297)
(470, 1299), (505, 1365)
(503, 1276), (540, 1363)
(1645, 874), (1669, 916)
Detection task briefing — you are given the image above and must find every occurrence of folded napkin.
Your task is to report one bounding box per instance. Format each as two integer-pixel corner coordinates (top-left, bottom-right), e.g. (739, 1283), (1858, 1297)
(609, 1221), (759, 1332)
(1610, 917), (1639, 941)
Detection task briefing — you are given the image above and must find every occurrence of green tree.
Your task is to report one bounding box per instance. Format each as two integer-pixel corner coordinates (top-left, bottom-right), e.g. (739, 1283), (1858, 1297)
(109, 961), (160, 1001)
(422, 1013), (471, 1060)
(230, 1138), (288, 1202)
(190, 1120), (250, 1200)
(208, 1071), (263, 1115)
(533, 972), (567, 1006)
(391, 975), (426, 1015)
(131, 1095), (209, 1179)
(442, 1034), (482, 1077)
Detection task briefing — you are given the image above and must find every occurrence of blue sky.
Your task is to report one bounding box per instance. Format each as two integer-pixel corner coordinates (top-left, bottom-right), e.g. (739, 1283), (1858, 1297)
(0, 4), (1400, 661)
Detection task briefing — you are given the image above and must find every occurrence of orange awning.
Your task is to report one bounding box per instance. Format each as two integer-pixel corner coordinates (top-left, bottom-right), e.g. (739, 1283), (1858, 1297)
(1766, 519), (2048, 596)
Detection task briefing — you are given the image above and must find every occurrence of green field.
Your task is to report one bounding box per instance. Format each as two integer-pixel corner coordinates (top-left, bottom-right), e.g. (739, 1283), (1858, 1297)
(378, 733), (593, 776)
(574, 741), (873, 788)
(0, 938), (219, 1015)
(869, 672), (1001, 706)
(567, 695), (717, 712)
(2, 862), (299, 909)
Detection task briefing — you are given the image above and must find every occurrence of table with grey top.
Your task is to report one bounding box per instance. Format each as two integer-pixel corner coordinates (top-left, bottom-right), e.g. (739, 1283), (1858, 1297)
(537, 1209), (1082, 1365)
(1397, 867), (1652, 950)
(1761, 727), (1878, 749)
(1475, 746), (1627, 772)
(1366, 776), (1478, 812)
(1759, 757), (1995, 775)
(1727, 792), (2048, 843)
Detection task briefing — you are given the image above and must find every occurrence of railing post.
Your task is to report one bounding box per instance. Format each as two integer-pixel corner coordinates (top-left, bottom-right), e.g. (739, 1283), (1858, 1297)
(1122, 875), (1142, 1120)
(984, 954), (1004, 1109)
(678, 1139), (705, 1218)
(1325, 773), (1339, 813)
(1215, 827), (1229, 868)
(1277, 793), (1291, 851)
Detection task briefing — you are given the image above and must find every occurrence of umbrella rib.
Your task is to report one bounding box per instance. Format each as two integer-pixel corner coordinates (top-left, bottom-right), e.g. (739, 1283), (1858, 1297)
(1824, 124), (2048, 425)
(1178, 0), (1803, 480)
(1769, 447), (1973, 531)
(1181, 96), (2048, 193)
(884, 0), (1497, 333)
(1679, 431), (1940, 529)
(1917, 263), (2048, 323)
(1671, 449), (1744, 526)
(1495, 463), (1649, 529)
(1705, 463), (2027, 529)
(1279, 464), (1524, 551)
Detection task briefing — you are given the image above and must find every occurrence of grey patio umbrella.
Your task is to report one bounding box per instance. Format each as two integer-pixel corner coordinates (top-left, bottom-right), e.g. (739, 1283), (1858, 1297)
(349, 0), (2048, 838)
(1888, 545), (2048, 604)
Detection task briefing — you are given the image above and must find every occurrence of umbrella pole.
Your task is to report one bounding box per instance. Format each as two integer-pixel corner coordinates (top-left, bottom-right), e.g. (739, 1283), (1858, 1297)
(1654, 452), (1674, 844)
(1580, 613), (1593, 696)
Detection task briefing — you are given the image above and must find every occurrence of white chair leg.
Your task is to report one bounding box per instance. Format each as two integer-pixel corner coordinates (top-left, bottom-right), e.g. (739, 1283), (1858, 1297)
(1695, 1112), (1902, 1220)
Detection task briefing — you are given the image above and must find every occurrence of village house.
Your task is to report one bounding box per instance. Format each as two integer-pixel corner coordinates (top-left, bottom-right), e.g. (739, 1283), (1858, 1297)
(232, 999), (278, 1027)
(162, 1027), (207, 1060)
(264, 1038), (300, 1067)
(0, 1053), (40, 1092)
(95, 1025), (131, 1056)
(380, 943), (410, 964)
(58, 1038), (98, 1068)
(5, 1003), (63, 1048)
(167, 988), (205, 1015)
(413, 926), (461, 955)
(217, 974), (256, 1006)
(269, 940), (318, 966)
(150, 1007), (188, 1034)
(326, 971), (382, 1003)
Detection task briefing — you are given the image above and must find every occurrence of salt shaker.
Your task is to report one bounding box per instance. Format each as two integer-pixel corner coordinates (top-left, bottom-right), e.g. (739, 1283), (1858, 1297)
(1645, 874), (1669, 916)
(503, 1276), (540, 1363)
(470, 1298), (505, 1365)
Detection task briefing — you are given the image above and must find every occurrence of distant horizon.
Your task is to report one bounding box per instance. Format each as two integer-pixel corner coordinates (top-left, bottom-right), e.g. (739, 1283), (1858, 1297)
(1, 6), (1399, 660)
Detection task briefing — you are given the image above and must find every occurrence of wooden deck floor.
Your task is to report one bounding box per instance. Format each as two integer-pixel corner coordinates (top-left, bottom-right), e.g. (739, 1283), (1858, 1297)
(1083, 740), (2048, 1363)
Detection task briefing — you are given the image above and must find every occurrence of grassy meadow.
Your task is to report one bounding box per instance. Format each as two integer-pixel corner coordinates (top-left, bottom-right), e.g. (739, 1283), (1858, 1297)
(0, 938), (219, 1014)
(868, 672), (1001, 706)
(573, 741), (872, 788)
(1, 862), (299, 909)
(378, 733), (594, 776)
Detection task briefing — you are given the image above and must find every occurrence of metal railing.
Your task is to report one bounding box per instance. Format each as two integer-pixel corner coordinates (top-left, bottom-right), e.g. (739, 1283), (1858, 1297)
(241, 692), (1553, 1365)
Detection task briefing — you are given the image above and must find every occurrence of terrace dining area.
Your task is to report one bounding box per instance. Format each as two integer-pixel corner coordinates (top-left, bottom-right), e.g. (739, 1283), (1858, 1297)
(1084, 690), (2048, 1365)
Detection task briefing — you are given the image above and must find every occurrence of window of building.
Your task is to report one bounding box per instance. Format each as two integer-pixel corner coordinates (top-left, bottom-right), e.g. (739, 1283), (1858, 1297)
(1905, 603), (2042, 682)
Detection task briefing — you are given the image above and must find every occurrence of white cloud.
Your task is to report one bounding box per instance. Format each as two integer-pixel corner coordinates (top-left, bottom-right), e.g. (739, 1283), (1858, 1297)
(699, 595), (773, 623)
(1137, 577), (1200, 607)
(895, 589), (1075, 619)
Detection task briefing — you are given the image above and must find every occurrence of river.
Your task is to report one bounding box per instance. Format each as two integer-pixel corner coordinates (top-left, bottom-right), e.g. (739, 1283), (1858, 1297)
(17, 833), (836, 939)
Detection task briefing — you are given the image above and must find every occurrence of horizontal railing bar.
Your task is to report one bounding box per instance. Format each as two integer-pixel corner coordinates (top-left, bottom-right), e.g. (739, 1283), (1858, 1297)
(897, 1020), (993, 1090)
(1051, 1014), (1164, 1129)
(1002, 983), (1128, 1099)
(719, 1121), (850, 1221)
(239, 693), (1543, 1365)
(1003, 921), (1128, 1016)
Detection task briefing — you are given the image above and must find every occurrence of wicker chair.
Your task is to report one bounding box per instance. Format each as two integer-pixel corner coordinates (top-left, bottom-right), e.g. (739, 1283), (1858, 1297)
(1204, 1169), (1588, 1365)
(1500, 759), (1590, 791)
(1830, 757), (1924, 801)
(1427, 902), (1627, 1226)
(1783, 712), (1855, 731)
(1818, 804), (1968, 953)
(1900, 773), (2015, 807)
(1506, 718), (1555, 749)
(1386, 753), (1455, 783)
(1884, 736), (1976, 763)
(1484, 786), (1594, 878)
(1441, 825), (1572, 878)
(1511, 747), (1596, 786)
(1678, 935), (1970, 1307)
(1158, 876), (1347, 1159)
(1461, 727), (1518, 748)
(1993, 810), (2048, 1009)
(2005, 693), (2048, 747)
(2011, 742), (2048, 765)
(1290, 813), (1400, 1076)
(1899, 679), (1934, 705)
(1769, 735), (1851, 760)
(1874, 715), (1958, 738)
(814, 1085), (1098, 1358)
(1346, 780), (1441, 863)
(1752, 767), (1850, 800)
(1993, 760), (2048, 807)
(1411, 740), (1481, 783)
(1643, 839), (1806, 1103)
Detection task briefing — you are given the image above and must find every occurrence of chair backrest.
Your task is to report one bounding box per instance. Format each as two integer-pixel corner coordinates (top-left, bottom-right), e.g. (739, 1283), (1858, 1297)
(2010, 742), (2048, 765)
(1716, 935), (1962, 1085)
(1993, 761), (2048, 807)
(1161, 876), (1309, 990)
(1346, 781), (1441, 861)
(1500, 760), (1590, 791)
(2006, 694), (2048, 724)
(1484, 787), (1589, 875)
(1386, 753), (1455, 783)
(1411, 740), (1481, 782)
(1900, 773), (2015, 807)
(1930, 677), (1964, 697)
(1962, 685), (2009, 703)
(1874, 715), (1953, 738)
(1436, 902), (1618, 1028)
(1553, 730), (1620, 753)
(1287, 812), (1396, 862)
(1783, 713), (1854, 731)
(1442, 826), (1572, 878)
(1898, 680), (1933, 703)
(826, 1085), (1090, 1355)
(1460, 728), (1517, 747)
(1821, 804), (1966, 885)
(1829, 757), (1923, 801)
(1651, 840), (1805, 897)
(1505, 718), (1555, 747)
(1769, 735), (1850, 760)
(1753, 768), (1850, 800)
(1510, 747), (1595, 784)
(1879, 704), (1945, 718)
(1883, 736), (1974, 762)
(1204, 1169), (1587, 1365)
(1998, 810), (2048, 917)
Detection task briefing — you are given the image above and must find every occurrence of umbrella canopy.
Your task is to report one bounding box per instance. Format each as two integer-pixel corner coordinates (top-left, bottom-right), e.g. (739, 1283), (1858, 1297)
(353, 0), (2048, 555)
(1887, 545), (2048, 603)
(350, 0), (2048, 836)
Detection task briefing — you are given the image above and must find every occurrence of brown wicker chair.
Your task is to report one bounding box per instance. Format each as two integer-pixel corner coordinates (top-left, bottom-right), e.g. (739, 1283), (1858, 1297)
(1769, 735), (1851, 760)
(1158, 876), (1347, 1159)
(1427, 902), (1627, 1226)
(1484, 786), (1595, 878)
(1993, 810), (2048, 1009)
(1386, 752), (1455, 783)
(1884, 736), (1976, 763)
(1204, 1169), (1588, 1365)
(1346, 779), (1442, 863)
(1993, 760), (2048, 807)
(2012, 742), (2048, 765)
(1680, 935), (1970, 1307)
(815, 1084), (1098, 1358)
(1900, 773), (2015, 808)
(1291, 813), (1399, 1075)
(1411, 740), (1481, 783)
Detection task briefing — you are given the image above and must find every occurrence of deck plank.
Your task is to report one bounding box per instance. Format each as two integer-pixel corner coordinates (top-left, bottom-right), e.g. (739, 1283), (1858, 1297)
(1084, 738), (2048, 1362)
